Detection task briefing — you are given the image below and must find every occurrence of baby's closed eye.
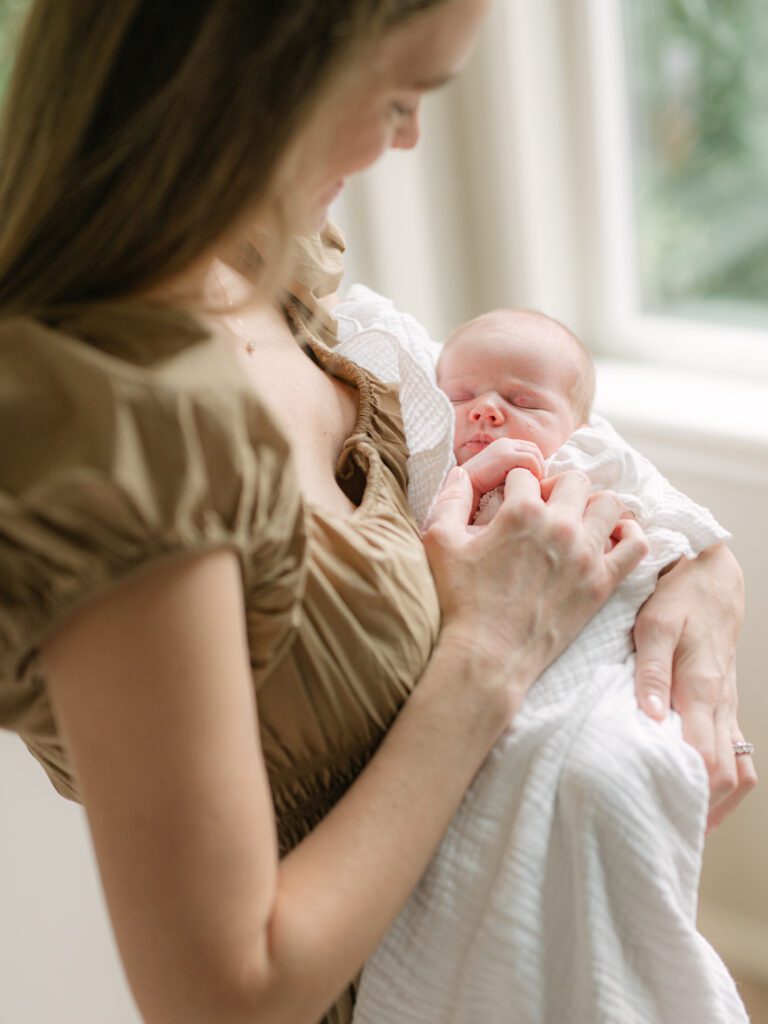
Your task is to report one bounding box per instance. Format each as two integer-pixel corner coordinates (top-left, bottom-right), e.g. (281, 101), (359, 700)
(507, 393), (545, 410)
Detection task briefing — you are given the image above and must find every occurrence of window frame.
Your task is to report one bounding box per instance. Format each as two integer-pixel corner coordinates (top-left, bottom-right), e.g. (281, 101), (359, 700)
(579, 0), (768, 379)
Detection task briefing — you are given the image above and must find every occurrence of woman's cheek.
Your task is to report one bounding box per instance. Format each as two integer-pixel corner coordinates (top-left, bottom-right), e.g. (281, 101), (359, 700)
(353, 122), (394, 173)
(328, 105), (393, 179)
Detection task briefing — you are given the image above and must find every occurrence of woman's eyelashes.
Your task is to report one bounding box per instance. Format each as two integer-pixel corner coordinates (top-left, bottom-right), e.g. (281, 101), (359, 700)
(390, 100), (417, 119)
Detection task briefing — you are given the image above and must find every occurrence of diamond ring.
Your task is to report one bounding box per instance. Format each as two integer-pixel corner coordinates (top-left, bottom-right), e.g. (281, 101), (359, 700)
(732, 741), (755, 757)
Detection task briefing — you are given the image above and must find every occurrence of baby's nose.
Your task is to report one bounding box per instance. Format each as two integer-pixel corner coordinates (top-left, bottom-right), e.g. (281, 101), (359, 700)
(470, 397), (504, 424)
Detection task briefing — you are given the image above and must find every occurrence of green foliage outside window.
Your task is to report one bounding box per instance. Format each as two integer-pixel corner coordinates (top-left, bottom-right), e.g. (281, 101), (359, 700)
(623, 0), (768, 326)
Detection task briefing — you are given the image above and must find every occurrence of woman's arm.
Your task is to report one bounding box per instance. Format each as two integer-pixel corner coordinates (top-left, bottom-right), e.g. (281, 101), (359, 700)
(633, 543), (757, 830)
(43, 466), (646, 1024)
(45, 548), (511, 1024)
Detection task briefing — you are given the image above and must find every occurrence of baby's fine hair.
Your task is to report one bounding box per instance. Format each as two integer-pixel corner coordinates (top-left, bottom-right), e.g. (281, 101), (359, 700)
(441, 308), (596, 425)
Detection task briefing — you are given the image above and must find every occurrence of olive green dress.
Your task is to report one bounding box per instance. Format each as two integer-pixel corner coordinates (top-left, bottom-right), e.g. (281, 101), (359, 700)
(0, 234), (441, 1023)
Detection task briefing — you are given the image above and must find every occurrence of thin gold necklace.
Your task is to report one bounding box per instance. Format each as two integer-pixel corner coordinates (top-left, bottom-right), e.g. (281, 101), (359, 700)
(214, 265), (256, 355)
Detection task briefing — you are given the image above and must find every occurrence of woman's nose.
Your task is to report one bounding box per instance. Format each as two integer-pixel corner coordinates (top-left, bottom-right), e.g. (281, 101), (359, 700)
(470, 397), (505, 425)
(391, 109), (421, 151)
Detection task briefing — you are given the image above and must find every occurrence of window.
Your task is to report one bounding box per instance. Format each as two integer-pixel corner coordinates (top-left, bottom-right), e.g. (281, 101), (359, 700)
(584, 0), (768, 376)
(623, 0), (768, 332)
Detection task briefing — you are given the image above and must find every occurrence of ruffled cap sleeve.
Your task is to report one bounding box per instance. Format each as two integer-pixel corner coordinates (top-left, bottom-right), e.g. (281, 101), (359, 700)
(0, 309), (305, 731)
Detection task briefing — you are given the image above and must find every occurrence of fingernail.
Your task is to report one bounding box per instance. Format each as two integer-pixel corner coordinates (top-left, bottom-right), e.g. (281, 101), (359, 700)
(644, 694), (666, 720)
(445, 466), (464, 485)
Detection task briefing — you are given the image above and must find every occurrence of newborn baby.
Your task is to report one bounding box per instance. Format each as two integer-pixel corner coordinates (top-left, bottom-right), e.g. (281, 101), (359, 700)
(437, 307), (595, 523)
(331, 287), (747, 1024)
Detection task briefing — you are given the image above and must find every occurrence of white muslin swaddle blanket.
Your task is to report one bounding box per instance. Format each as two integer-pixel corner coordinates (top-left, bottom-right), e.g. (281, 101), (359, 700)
(332, 286), (749, 1024)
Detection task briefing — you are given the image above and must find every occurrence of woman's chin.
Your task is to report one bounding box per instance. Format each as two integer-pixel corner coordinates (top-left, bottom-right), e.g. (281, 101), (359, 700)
(298, 180), (344, 236)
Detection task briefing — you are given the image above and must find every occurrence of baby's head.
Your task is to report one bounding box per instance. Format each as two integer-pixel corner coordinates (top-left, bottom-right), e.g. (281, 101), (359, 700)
(437, 308), (595, 465)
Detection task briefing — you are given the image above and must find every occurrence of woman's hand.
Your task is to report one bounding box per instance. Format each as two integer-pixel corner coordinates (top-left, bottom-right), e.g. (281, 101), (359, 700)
(423, 457), (648, 720)
(633, 543), (757, 830)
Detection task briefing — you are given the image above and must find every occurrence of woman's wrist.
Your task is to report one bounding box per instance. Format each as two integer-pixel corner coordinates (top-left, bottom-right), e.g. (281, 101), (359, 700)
(428, 621), (534, 733)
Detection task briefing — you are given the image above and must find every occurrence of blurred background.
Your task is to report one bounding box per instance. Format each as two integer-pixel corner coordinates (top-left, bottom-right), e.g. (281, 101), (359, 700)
(1, 0), (766, 1020)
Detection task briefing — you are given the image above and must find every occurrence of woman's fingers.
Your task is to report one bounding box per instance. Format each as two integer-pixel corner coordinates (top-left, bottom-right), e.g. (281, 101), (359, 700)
(541, 479), (646, 579)
(501, 463), (548, 503)
(632, 544), (753, 828)
(679, 701), (717, 780)
(582, 489), (628, 542)
(633, 600), (684, 721)
(603, 518), (650, 584)
(710, 704), (739, 805)
(705, 673), (758, 830)
(539, 470), (591, 508)
(707, 719), (758, 832)
(424, 465), (474, 531)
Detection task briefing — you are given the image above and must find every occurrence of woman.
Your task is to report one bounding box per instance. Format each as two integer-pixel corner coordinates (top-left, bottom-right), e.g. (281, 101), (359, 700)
(0, 3), (753, 1023)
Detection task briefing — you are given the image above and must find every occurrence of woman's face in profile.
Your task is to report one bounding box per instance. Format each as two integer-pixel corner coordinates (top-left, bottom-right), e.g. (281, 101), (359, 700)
(302, 0), (490, 232)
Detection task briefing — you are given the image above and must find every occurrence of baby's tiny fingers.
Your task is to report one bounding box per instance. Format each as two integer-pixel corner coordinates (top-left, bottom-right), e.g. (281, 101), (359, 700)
(510, 439), (545, 469)
(461, 439), (544, 494)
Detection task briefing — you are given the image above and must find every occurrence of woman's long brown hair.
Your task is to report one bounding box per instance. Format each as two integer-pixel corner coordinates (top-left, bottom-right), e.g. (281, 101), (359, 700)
(0, 0), (448, 318)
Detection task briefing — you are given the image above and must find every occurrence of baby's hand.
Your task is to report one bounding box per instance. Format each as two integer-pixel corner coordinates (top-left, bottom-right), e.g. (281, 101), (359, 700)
(460, 439), (545, 526)
(474, 479), (633, 543)
(473, 486), (505, 525)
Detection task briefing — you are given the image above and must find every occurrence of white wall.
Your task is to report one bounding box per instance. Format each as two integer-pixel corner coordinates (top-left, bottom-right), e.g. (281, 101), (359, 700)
(595, 363), (768, 981)
(0, 732), (141, 1022)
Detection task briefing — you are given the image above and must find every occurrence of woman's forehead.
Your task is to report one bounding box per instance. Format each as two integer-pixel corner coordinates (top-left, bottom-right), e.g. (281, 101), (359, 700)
(370, 0), (490, 89)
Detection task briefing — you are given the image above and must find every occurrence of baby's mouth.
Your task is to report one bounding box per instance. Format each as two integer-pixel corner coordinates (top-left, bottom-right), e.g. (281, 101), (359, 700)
(465, 433), (495, 449)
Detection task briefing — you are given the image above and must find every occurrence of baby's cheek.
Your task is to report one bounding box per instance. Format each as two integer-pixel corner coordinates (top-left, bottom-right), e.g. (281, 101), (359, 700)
(453, 413), (469, 465)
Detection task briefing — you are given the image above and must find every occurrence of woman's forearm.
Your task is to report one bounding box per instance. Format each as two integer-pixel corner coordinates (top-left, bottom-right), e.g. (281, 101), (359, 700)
(247, 629), (518, 1024)
(47, 552), (519, 1024)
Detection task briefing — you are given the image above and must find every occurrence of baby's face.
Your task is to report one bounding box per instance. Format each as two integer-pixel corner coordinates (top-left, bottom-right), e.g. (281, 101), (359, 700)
(438, 314), (582, 465)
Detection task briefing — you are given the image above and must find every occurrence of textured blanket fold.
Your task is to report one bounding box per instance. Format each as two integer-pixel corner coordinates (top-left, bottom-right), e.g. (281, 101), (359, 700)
(333, 286), (748, 1024)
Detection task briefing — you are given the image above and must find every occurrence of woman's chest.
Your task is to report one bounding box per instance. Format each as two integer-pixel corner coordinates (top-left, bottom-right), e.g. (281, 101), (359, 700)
(235, 331), (360, 514)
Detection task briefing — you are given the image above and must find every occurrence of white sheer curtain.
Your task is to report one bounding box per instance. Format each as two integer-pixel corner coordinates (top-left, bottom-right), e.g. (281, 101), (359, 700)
(336, 0), (582, 343)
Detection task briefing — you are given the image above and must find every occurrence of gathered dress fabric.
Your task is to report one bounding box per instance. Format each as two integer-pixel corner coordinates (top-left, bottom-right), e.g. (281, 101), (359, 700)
(0, 234), (440, 1024)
